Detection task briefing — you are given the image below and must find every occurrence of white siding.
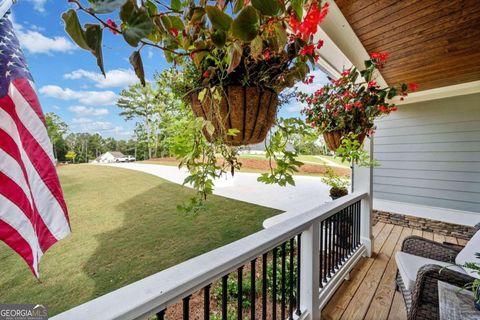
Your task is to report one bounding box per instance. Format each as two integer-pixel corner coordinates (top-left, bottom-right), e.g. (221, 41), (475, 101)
(373, 93), (480, 215)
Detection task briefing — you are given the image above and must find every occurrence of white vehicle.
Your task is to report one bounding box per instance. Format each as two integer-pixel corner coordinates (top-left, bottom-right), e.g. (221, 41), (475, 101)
(115, 155), (136, 163)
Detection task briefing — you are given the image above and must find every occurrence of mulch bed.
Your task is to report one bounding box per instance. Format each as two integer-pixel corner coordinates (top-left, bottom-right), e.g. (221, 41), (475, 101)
(147, 157), (351, 177)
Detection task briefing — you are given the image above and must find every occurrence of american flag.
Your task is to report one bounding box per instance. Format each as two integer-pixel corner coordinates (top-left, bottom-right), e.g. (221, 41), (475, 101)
(0, 11), (70, 277)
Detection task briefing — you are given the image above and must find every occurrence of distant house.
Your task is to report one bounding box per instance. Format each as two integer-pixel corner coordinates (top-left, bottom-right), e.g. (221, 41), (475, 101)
(91, 151), (127, 164)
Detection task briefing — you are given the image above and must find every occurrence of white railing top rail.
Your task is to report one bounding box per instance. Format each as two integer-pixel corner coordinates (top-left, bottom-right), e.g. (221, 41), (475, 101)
(52, 192), (368, 320)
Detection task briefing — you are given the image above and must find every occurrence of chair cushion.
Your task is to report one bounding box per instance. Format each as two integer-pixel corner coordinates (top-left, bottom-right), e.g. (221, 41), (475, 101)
(456, 229), (480, 279)
(396, 251), (466, 292)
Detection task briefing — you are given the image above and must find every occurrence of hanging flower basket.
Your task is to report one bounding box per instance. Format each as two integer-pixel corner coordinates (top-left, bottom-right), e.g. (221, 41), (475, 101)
(190, 87), (278, 146)
(323, 131), (366, 151)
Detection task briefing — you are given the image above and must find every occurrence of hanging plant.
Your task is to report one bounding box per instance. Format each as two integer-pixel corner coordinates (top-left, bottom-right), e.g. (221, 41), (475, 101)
(297, 52), (419, 152)
(63, 0), (328, 210)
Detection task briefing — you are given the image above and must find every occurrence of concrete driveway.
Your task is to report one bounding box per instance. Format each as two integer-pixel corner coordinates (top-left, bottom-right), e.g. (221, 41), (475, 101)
(101, 163), (332, 215)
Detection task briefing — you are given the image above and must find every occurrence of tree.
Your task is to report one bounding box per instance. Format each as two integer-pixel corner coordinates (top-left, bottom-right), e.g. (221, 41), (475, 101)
(117, 83), (163, 159)
(45, 112), (68, 160)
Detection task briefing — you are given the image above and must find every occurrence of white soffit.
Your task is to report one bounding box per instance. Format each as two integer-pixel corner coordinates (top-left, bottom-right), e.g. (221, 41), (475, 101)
(392, 80), (480, 105)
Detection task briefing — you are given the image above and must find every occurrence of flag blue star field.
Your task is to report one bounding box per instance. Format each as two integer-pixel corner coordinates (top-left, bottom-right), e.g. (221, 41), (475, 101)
(0, 11), (70, 277)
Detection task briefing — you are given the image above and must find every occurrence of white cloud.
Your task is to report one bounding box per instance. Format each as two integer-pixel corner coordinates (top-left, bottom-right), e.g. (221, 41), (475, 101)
(13, 21), (76, 54)
(69, 105), (109, 116)
(39, 85), (118, 106)
(28, 0), (48, 13)
(72, 118), (114, 131)
(147, 50), (154, 59)
(64, 69), (139, 88)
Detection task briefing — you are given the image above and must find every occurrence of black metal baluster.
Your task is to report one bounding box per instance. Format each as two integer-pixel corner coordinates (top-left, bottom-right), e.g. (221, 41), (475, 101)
(251, 259), (256, 320)
(272, 247), (278, 320)
(349, 204), (354, 255)
(222, 275), (228, 320)
(323, 219), (328, 283)
(328, 216), (332, 279)
(335, 210), (344, 269)
(340, 210), (345, 264)
(204, 285), (210, 320)
(289, 238), (294, 319)
(345, 207), (349, 260)
(183, 295), (191, 320)
(281, 243), (286, 320)
(353, 202), (358, 248)
(295, 234), (302, 316)
(262, 253), (268, 320)
(319, 220), (324, 288)
(156, 309), (166, 320)
(357, 201), (361, 247)
(238, 266), (243, 320)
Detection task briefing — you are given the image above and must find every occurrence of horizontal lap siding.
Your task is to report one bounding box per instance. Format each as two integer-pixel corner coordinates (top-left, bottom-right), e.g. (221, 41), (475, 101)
(373, 93), (480, 214)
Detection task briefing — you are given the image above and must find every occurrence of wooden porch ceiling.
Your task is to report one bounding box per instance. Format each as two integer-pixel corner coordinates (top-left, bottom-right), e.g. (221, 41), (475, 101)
(334, 0), (480, 91)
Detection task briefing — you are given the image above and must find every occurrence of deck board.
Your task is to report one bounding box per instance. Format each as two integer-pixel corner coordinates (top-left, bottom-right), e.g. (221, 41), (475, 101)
(321, 224), (465, 320)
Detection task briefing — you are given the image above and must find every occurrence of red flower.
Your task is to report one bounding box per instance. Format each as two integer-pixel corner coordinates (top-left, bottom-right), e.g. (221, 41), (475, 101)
(263, 49), (271, 61)
(299, 44), (315, 56)
(368, 80), (378, 88)
(303, 75), (315, 84)
(316, 40), (324, 49)
(408, 83), (419, 92)
(203, 70), (210, 78)
(370, 51), (389, 62)
(291, 2), (329, 40)
(341, 68), (351, 77)
(106, 19), (118, 35)
(169, 28), (179, 37)
(345, 104), (353, 111)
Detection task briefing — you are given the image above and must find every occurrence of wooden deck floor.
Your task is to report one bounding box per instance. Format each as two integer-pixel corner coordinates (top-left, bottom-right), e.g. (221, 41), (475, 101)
(321, 222), (466, 320)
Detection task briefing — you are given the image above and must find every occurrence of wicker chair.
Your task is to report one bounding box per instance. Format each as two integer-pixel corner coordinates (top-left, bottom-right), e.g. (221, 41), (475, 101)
(396, 236), (475, 320)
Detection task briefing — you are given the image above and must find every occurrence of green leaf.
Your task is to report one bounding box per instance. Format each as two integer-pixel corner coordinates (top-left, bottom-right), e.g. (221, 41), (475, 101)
(211, 30), (227, 48)
(193, 51), (207, 67)
(227, 42), (243, 73)
(205, 6), (233, 31)
(88, 0), (127, 14)
(191, 8), (206, 23)
(129, 51), (145, 86)
(170, 0), (181, 11)
(120, 0), (154, 47)
(250, 35), (263, 59)
(251, 0), (283, 16)
(62, 10), (90, 51)
(227, 128), (240, 136)
(387, 87), (397, 99)
(291, 0), (303, 20)
(169, 16), (185, 31)
(231, 6), (259, 41)
(274, 22), (287, 52)
(84, 24), (105, 76)
(233, 0), (244, 14)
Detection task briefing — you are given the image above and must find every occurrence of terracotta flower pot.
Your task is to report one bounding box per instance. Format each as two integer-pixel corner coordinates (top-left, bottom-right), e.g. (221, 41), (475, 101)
(190, 86), (278, 146)
(323, 131), (366, 152)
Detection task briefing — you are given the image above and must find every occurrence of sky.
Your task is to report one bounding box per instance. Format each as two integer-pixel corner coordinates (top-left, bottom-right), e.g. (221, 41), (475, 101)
(9, 0), (329, 139)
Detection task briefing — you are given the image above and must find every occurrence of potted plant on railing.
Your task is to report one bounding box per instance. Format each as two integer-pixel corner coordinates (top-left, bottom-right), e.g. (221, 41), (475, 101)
(297, 52), (418, 152)
(321, 166), (349, 200)
(462, 259), (480, 311)
(63, 0), (330, 208)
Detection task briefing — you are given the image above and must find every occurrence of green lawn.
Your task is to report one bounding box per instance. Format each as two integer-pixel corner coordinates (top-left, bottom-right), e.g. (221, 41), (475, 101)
(0, 165), (280, 316)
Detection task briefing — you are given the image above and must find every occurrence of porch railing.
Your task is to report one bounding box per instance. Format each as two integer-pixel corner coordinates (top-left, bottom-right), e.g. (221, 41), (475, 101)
(52, 192), (370, 320)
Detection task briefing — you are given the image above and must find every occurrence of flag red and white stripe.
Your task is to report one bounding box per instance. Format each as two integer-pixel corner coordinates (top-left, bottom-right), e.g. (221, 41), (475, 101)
(0, 12), (70, 277)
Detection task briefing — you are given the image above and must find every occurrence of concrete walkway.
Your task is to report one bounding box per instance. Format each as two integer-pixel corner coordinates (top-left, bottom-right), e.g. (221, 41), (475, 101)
(101, 163), (332, 215)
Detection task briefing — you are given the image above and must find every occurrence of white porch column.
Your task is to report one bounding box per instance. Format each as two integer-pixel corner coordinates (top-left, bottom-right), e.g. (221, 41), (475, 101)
(300, 221), (321, 320)
(352, 136), (374, 257)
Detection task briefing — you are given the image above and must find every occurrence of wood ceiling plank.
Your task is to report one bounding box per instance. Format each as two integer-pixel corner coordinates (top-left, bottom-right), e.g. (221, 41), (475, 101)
(361, 4), (480, 50)
(334, 0), (480, 91)
(353, 0), (440, 36)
